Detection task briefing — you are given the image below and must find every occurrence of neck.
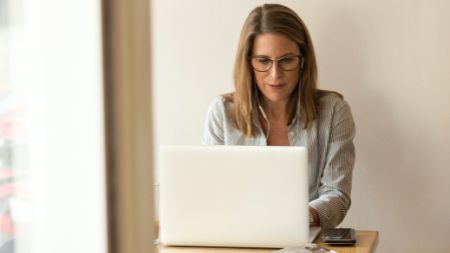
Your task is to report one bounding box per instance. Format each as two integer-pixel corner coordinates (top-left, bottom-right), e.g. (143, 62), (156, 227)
(260, 98), (288, 120)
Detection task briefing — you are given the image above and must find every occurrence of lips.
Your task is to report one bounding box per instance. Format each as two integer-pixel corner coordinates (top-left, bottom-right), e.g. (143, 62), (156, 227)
(266, 83), (286, 89)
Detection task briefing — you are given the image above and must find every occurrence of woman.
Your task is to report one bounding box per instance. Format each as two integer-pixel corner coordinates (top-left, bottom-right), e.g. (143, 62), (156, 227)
(202, 3), (355, 229)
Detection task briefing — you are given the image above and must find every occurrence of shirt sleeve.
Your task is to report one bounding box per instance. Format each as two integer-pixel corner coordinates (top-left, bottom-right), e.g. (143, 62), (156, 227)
(309, 100), (356, 229)
(201, 97), (226, 145)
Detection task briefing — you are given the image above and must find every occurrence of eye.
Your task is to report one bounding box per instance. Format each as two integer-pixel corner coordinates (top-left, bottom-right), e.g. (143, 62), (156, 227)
(279, 57), (295, 65)
(255, 57), (271, 65)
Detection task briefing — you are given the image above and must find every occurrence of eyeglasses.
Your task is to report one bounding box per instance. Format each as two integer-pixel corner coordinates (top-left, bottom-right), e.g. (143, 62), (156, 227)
(249, 54), (303, 72)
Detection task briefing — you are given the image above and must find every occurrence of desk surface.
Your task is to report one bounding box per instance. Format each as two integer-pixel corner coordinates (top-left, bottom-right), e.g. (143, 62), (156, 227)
(157, 230), (379, 253)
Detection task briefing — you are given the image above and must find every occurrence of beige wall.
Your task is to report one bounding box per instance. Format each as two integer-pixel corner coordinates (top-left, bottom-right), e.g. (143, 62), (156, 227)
(152, 1), (450, 252)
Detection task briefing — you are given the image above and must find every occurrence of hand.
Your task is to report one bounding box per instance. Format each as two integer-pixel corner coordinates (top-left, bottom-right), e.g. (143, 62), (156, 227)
(309, 207), (320, 226)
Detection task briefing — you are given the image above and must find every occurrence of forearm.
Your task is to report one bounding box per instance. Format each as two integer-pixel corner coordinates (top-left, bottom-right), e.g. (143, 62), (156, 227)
(309, 192), (351, 229)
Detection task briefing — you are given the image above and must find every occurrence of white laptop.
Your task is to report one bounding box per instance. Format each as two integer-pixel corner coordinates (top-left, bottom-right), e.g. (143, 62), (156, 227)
(158, 145), (318, 248)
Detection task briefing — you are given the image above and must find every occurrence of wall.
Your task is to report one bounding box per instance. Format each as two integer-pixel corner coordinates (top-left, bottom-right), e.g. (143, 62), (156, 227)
(152, 1), (450, 252)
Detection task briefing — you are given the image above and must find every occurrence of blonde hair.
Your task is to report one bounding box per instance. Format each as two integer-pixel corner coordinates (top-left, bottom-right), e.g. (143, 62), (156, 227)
(224, 3), (341, 137)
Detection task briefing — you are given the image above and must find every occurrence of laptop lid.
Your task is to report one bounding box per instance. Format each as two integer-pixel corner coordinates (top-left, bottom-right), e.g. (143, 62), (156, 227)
(158, 145), (309, 248)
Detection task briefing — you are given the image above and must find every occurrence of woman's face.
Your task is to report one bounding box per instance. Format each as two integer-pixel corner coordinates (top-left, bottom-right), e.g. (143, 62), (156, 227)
(251, 33), (300, 106)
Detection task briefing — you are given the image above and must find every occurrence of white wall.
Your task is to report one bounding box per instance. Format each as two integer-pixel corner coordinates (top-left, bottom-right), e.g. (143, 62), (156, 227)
(152, 1), (450, 252)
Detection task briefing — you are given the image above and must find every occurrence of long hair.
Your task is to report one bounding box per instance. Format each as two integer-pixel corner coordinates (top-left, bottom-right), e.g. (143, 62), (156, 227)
(224, 3), (341, 137)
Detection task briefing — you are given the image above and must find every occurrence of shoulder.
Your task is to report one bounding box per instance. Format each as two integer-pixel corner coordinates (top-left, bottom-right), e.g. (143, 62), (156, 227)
(318, 92), (351, 113)
(207, 95), (232, 113)
(206, 95), (234, 121)
(316, 92), (354, 127)
(207, 96), (225, 110)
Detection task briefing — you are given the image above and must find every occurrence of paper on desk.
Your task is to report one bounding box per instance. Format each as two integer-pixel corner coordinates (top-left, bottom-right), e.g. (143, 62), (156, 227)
(272, 243), (338, 253)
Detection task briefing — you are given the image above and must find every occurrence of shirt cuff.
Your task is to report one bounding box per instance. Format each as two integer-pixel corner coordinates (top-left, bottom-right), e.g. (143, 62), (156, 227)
(309, 194), (350, 229)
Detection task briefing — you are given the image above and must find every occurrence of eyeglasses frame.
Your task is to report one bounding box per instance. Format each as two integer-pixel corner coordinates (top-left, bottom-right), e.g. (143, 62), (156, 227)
(248, 54), (304, 72)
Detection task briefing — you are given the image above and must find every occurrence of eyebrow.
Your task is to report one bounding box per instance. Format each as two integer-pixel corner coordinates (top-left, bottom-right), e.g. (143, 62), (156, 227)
(252, 53), (300, 58)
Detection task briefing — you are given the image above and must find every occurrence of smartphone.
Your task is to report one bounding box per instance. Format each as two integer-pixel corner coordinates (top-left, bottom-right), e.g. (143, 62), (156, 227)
(322, 228), (357, 245)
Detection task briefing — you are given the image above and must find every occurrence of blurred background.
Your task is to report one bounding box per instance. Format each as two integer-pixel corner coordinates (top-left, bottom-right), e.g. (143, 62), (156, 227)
(152, 1), (450, 252)
(1, 0), (107, 252)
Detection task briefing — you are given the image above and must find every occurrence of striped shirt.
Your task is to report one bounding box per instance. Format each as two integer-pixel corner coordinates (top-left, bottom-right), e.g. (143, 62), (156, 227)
(201, 93), (356, 229)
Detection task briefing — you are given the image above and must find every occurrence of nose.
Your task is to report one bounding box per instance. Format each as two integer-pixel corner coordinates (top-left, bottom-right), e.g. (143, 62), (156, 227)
(268, 61), (283, 79)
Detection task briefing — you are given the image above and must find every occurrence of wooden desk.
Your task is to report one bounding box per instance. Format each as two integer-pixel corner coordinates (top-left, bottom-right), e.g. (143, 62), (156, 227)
(157, 230), (378, 253)
(315, 231), (378, 253)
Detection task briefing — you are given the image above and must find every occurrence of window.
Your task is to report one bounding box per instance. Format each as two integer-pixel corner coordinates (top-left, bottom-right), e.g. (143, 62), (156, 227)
(1, 0), (108, 252)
